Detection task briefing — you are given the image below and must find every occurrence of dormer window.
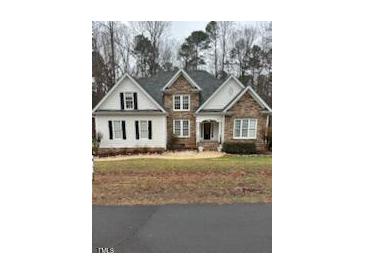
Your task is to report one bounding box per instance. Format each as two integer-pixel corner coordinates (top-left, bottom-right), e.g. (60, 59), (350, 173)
(173, 95), (190, 111)
(124, 92), (135, 110)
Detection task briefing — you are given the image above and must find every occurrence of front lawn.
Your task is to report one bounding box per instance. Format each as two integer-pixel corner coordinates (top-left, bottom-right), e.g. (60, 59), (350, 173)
(93, 155), (272, 205)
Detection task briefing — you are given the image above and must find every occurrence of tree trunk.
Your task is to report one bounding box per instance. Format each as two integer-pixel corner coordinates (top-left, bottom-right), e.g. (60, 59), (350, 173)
(196, 46), (198, 70)
(221, 39), (226, 73)
(109, 22), (116, 84)
(214, 40), (218, 77)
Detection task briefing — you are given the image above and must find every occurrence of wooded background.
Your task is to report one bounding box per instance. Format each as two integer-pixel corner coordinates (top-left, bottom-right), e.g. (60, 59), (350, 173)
(92, 21), (272, 107)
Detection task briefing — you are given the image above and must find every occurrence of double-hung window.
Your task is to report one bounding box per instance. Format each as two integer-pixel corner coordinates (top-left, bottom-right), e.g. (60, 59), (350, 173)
(173, 95), (190, 111)
(113, 121), (122, 139)
(233, 119), (257, 139)
(124, 92), (134, 110)
(173, 119), (190, 137)
(139, 120), (148, 139)
(109, 120), (126, 140)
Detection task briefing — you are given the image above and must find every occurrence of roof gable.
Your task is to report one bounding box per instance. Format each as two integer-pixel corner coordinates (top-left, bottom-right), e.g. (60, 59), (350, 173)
(223, 86), (272, 113)
(92, 74), (166, 113)
(196, 75), (245, 112)
(162, 69), (202, 91)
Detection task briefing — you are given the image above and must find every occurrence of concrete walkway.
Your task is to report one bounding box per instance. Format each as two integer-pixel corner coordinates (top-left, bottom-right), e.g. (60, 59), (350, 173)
(94, 151), (225, 161)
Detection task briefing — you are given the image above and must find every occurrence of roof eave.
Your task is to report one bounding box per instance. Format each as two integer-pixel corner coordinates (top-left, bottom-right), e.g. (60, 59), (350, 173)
(93, 110), (167, 116)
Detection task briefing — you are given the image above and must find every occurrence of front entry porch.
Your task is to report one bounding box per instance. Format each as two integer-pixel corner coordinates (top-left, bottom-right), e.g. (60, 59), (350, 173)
(200, 121), (218, 141)
(196, 117), (224, 151)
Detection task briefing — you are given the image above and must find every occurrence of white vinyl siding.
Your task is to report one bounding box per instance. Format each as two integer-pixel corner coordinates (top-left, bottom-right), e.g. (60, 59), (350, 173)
(124, 92), (134, 110)
(233, 119), (257, 139)
(95, 115), (166, 149)
(139, 120), (148, 139)
(173, 95), (190, 111)
(173, 119), (190, 137)
(202, 78), (242, 110)
(98, 77), (158, 111)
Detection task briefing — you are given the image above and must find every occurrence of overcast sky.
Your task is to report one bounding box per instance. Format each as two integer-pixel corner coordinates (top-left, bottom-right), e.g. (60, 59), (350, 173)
(124, 21), (262, 42)
(170, 21), (209, 41)
(168, 21), (260, 41)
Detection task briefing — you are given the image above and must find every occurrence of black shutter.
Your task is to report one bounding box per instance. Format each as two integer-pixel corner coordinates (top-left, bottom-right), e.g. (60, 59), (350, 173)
(120, 93), (124, 110)
(135, 121), (139, 140)
(133, 92), (138, 110)
(122, 121), (126, 140)
(108, 121), (113, 139)
(148, 120), (152, 140)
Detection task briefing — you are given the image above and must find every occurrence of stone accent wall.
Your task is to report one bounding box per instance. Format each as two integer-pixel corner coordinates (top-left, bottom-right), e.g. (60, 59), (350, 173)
(224, 92), (269, 152)
(163, 75), (200, 149)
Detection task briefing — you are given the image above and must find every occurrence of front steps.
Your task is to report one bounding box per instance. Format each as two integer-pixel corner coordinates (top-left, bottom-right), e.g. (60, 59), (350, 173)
(198, 141), (220, 151)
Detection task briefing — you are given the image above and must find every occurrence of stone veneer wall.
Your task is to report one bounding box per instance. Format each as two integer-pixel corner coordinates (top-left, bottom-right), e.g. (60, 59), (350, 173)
(224, 92), (269, 152)
(163, 75), (200, 149)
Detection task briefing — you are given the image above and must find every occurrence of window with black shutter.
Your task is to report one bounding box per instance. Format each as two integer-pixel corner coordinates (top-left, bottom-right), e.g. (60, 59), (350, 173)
(122, 121), (126, 140)
(148, 120), (152, 139)
(120, 93), (124, 110)
(135, 121), (139, 139)
(108, 120), (113, 139)
(133, 92), (138, 110)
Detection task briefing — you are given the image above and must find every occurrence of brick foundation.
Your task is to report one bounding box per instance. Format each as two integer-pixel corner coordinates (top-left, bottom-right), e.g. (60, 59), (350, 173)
(97, 147), (165, 157)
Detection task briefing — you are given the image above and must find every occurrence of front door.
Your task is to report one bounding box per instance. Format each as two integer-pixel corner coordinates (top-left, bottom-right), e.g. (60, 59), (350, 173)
(203, 123), (211, 140)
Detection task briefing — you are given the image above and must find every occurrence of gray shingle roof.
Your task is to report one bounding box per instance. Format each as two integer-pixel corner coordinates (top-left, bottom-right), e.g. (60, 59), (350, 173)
(133, 70), (226, 108)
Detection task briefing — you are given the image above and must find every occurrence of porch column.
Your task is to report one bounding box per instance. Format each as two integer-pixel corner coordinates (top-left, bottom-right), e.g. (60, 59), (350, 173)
(196, 120), (200, 144)
(221, 116), (225, 144)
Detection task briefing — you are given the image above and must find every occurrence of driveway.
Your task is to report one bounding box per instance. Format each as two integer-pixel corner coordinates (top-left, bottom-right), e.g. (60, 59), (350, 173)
(92, 203), (272, 253)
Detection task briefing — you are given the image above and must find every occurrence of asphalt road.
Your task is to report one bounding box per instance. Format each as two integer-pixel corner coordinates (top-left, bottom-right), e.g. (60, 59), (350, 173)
(92, 203), (271, 253)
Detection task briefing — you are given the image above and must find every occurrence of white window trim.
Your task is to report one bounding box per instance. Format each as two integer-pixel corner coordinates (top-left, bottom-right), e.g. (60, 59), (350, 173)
(173, 94), (190, 111)
(124, 92), (135, 110)
(139, 120), (149, 139)
(173, 119), (190, 138)
(233, 118), (257, 139)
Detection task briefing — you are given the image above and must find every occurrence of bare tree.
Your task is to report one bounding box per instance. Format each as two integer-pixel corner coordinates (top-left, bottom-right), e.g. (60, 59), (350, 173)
(93, 21), (135, 86)
(159, 38), (178, 71)
(95, 21), (121, 88)
(230, 25), (258, 80)
(217, 21), (234, 74)
(132, 21), (171, 75)
(115, 23), (133, 75)
(206, 21), (219, 77)
(258, 21), (272, 52)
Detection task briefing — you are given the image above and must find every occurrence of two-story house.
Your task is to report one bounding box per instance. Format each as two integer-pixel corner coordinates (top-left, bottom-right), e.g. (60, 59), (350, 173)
(92, 69), (272, 154)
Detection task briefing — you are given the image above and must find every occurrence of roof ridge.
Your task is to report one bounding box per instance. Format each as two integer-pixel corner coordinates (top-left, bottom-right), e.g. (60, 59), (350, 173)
(132, 69), (227, 108)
